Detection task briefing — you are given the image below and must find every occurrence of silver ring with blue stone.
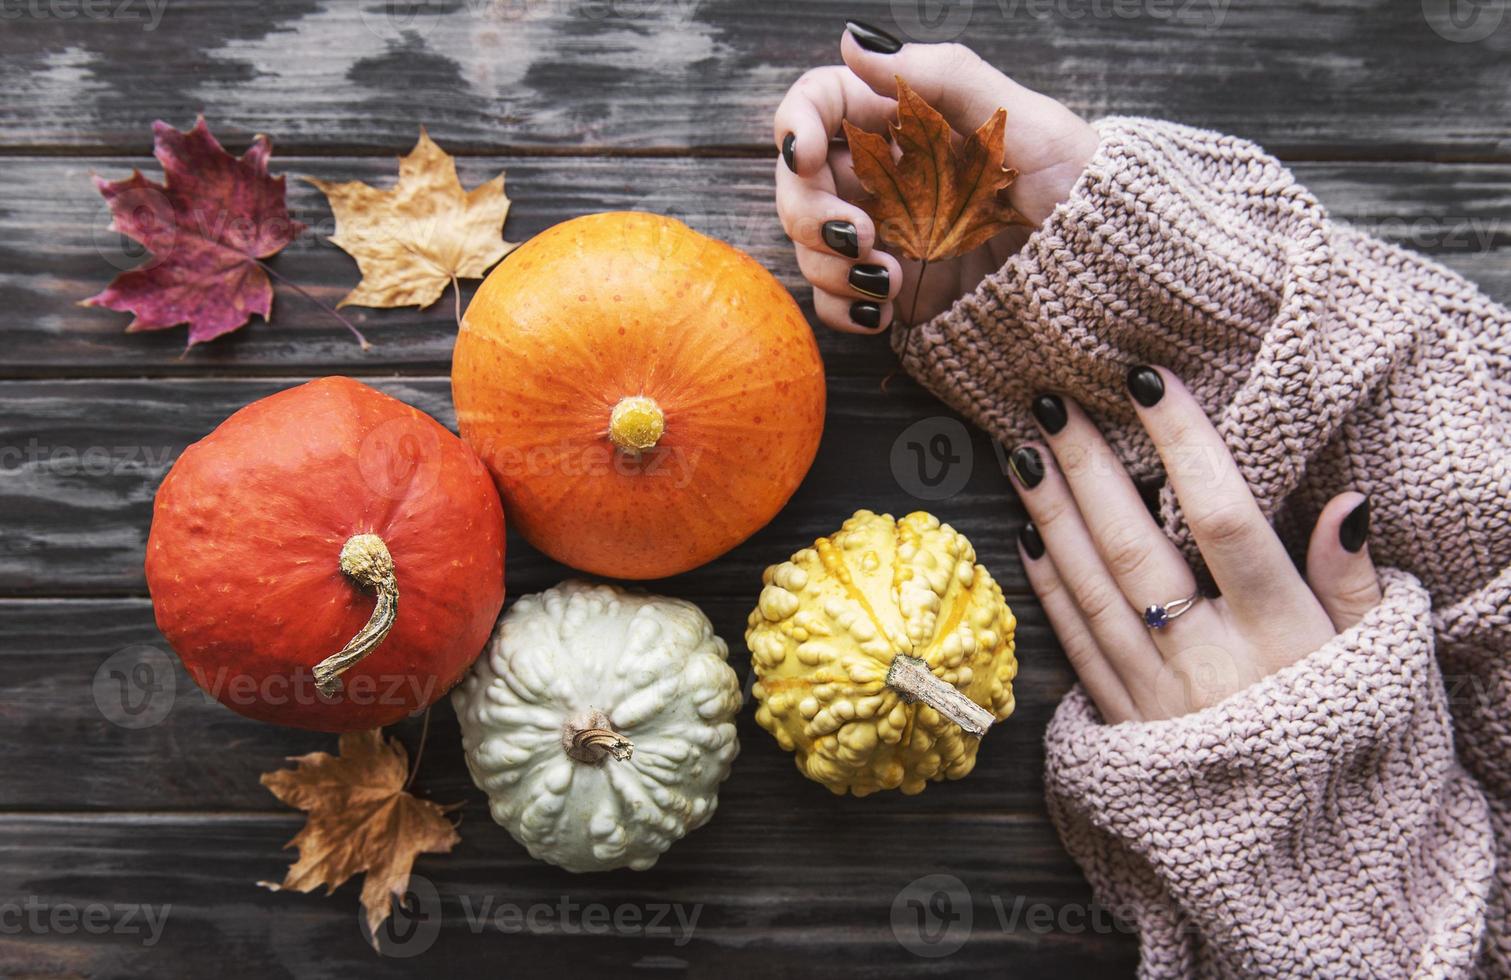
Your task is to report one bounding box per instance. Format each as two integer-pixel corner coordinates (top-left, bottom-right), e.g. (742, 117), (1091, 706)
(1143, 591), (1202, 630)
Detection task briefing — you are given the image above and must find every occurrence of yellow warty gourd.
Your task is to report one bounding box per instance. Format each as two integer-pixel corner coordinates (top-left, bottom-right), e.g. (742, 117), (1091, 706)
(746, 510), (1017, 796)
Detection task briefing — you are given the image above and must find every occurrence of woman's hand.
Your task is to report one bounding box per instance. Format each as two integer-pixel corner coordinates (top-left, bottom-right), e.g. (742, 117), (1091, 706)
(773, 23), (1098, 334)
(1014, 368), (1383, 722)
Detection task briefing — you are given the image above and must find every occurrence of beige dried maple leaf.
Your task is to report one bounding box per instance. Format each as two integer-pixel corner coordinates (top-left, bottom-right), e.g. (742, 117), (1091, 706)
(843, 76), (1021, 264)
(308, 128), (515, 313)
(259, 729), (459, 950)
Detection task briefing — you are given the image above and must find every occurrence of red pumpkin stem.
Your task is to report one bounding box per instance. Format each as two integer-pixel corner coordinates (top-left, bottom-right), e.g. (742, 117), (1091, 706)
(885, 654), (994, 738)
(313, 534), (400, 697)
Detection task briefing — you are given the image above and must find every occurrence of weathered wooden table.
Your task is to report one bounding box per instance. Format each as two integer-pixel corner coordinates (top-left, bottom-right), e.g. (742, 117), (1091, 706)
(2, 1), (1507, 976)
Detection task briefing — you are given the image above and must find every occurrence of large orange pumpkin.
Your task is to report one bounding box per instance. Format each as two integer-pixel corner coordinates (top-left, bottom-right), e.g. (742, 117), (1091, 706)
(452, 212), (826, 579)
(145, 376), (506, 732)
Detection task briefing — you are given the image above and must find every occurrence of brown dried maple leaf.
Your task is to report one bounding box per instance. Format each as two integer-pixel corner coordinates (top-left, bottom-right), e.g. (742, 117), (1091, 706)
(259, 729), (459, 950)
(307, 129), (515, 318)
(843, 77), (1021, 264)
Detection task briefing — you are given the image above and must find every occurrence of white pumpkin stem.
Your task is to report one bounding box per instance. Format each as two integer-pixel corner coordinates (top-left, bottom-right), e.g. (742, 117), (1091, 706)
(313, 534), (399, 697)
(608, 395), (665, 454)
(886, 655), (994, 738)
(564, 708), (634, 764)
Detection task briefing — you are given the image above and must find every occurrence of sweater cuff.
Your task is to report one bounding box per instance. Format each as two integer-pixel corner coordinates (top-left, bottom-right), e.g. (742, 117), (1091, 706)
(1046, 568), (1440, 814)
(891, 117), (1327, 481)
(1044, 568), (1494, 976)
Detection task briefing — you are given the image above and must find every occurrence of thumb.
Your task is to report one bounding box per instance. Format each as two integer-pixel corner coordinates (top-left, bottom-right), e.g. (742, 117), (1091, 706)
(1306, 493), (1383, 632)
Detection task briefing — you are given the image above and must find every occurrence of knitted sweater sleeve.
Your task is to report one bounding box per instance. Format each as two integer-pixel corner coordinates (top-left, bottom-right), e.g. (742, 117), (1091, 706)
(892, 118), (1511, 976)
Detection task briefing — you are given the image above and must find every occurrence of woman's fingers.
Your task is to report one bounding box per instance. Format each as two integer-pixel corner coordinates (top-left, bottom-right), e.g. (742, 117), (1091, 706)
(1306, 493), (1382, 631)
(1124, 366), (1315, 620)
(839, 31), (1026, 147)
(794, 244), (901, 302)
(1008, 443), (1166, 711)
(774, 158), (876, 257)
(772, 64), (898, 178)
(1019, 523), (1141, 724)
(837, 28), (1097, 224)
(812, 288), (891, 335)
(1030, 393), (1202, 638)
(825, 144), (868, 204)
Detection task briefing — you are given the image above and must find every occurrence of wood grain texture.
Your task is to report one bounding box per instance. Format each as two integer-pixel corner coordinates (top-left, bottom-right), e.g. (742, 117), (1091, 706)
(0, 376), (1029, 596)
(4, 156), (1508, 376)
(0, 0), (1506, 158)
(0, 812), (1139, 976)
(4, 1), (1507, 975)
(2, 597), (1069, 812)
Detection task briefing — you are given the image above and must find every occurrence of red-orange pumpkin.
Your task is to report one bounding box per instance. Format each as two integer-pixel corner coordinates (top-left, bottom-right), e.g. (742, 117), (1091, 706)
(145, 376), (505, 732)
(452, 211), (826, 579)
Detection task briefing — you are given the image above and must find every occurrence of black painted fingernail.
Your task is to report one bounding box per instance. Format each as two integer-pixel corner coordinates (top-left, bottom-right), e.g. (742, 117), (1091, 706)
(850, 300), (882, 329)
(1009, 446), (1044, 488)
(781, 132), (797, 172)
(1019, 522), (1045, 560)
(845, 19), (902, 54)
(1126, 366), (1165, 407)
(1031, 393), (1067, 435)
(822, 220), (860, 258)
(1340, 497), (1370, 553)
(848, 263), (889, 299)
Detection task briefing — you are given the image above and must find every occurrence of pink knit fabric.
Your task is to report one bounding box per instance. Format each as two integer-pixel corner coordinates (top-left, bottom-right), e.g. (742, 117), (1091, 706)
(893, 118), (1511, 977)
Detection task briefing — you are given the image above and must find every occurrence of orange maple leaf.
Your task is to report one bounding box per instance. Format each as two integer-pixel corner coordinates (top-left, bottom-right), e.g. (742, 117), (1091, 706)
(259, 729), (459, 950)
(843, 77), (1021, 263)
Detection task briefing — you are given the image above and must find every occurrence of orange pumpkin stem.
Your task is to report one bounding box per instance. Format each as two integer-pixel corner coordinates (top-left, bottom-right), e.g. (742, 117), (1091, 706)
(312, 534), (400, 697)
(885, 654), (995, 738)
(608, 395), (665, 454)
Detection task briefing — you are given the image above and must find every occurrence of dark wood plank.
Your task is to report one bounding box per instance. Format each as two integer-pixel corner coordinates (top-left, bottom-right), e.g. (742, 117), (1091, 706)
(0, 812), (1138, 977)
(0, 376), (1029, 596)
(0, 0), (1506, 158)
(1, 596), (1070, 811)
(2, 155), (879, 377)
(2, 157), (1507, 377)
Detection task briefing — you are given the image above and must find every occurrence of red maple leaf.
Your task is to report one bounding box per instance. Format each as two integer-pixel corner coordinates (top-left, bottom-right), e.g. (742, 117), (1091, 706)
(83, 117), (306, 349)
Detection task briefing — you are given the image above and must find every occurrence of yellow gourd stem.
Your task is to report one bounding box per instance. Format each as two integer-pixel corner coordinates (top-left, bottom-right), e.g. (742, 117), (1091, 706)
(312, 534), (399, 697)
(608, 396), (665, 454)
(885, 654), (995, 738)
